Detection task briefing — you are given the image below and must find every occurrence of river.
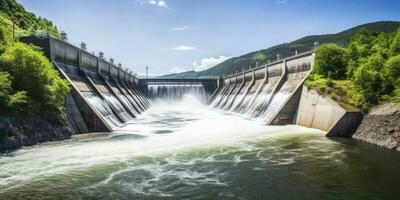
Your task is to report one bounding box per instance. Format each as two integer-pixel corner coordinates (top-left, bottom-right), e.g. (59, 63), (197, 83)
(1, 95), (400, 200)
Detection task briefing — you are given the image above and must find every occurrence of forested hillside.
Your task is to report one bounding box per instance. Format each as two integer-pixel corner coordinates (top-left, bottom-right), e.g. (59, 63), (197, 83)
(0, 0), (59, 37)
(164, 21), (400, 78)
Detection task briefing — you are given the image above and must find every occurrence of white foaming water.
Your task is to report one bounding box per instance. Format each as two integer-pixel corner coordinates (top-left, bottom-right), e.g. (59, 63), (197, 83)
(103, 93), (134, 121)
(229, 92), (246, 112)
(261, 91), (291, 122)
(237, 91), (257, 113)
(117, 94), (139, 115)
(0, 94), (321, 194)
(246, 92), (272, 117)
(147, 83), (207, 102)
(82, 92), (122, 128)
(210, 85), (228, 107)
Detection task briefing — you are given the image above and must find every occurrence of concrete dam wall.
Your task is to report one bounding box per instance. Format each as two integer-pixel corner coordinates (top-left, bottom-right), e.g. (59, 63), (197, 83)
(21, 36), (151, 133)
(209, 51), (362, 136)
(20, 36), (361, 137)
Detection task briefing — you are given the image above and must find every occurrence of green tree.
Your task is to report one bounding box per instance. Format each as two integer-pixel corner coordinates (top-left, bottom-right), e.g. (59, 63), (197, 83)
(382, 55), (400, 94)
(253, 52), (267, 63)
(390, 28), (400, 56)
(0, 71), (12, 108)
(347, 29), (376, 78)
(371, 32), (391, 59)
(0, 71), (30, 114)
(0, 25), (6, 42)
(314, 44), (348, 79)
(353, 54), (385, 107)
(0, 42), (69, 114)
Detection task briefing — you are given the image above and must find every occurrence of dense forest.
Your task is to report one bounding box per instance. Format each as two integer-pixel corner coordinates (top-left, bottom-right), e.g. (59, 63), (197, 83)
(164, 21), (400, 79)
(0, 0), (69, 117)
(307, 28), (400, 110)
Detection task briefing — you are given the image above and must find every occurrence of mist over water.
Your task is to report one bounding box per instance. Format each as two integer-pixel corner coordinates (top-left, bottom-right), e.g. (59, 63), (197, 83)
(1, 94), (400, 200)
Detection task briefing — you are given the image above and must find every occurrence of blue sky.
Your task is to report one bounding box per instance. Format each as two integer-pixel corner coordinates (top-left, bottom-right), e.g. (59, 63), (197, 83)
(18, 0), (400, 76)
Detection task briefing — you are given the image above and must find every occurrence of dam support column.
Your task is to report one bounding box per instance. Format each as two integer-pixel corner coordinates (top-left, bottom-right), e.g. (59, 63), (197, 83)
(266, 56), (310, 125)
(208, 77), (224, 104)
(218, 76), (237, 108)
(233, 69), (256, 111)
(247, 65), (268, 110)
(213, 78), (231, 107)
(225, 72), (246, 110)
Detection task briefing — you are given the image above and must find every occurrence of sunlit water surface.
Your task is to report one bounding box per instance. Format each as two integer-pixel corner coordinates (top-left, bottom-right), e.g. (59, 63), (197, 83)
(1, 95), (400, 200)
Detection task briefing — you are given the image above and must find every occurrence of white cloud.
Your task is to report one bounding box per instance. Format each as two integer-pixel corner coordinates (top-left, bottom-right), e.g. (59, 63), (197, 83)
(137, 0), (167, 7)
(157, 0), (166, 7)
(276, 0), (287, 4)
(192, 56), (232, 72)
(169, 45), (196, 51)
(169, 66), (187, 74)
(170, 26), (189, 31)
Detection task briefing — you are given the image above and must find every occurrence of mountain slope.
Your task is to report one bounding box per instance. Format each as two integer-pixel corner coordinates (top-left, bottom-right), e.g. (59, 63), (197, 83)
(0, 0), (59, 38)
(163, 21), (400, 79)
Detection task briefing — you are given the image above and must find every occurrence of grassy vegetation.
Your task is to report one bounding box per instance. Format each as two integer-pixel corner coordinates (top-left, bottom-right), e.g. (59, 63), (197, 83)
(305, 75), (359, 111)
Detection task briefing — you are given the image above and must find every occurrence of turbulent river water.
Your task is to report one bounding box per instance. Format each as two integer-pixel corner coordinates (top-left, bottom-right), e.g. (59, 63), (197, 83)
(1, 95), (400, 200)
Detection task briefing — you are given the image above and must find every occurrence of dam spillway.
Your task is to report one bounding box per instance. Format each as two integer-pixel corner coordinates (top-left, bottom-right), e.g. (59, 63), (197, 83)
(20, 35), (361, 136)
(20, 35), (218, 134)
(147, 82), (208, 102)
(20, 35), (153, 133)
(210, 52), (312, 123)
(208, 51), (362, 136)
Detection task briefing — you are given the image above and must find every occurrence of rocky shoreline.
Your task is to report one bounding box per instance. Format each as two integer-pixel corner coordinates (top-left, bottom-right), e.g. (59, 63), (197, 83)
(353, 103), (400, 151)
(0, 116), (73, 152)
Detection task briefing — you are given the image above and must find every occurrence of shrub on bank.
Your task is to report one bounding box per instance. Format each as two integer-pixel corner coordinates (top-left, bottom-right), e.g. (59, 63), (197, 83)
(314, 44), (348, 80)
(0, 42), (69, 116)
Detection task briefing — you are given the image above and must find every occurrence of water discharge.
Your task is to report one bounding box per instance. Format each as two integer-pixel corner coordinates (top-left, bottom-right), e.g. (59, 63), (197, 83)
(83, 92), (122, 128)
(1, 94), (400, 199)
(103, 93), (134, 122)
(147, 83), (207, 102)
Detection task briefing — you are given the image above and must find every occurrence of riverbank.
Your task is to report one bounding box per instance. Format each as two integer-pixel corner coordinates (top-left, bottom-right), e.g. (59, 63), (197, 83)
(0, 115), (73, 152)
(353, 103), (400, 151)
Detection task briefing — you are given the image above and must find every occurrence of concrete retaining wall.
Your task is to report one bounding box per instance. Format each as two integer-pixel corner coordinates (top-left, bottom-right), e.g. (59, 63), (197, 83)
(296, 87), (362, 136)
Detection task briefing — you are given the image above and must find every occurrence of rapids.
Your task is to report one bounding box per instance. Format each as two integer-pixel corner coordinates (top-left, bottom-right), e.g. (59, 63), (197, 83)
(1, 94), (400, 200)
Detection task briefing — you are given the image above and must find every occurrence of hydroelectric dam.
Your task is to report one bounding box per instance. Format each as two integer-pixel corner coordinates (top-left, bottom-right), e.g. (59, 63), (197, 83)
(2, 35), (399, 200)
(20, 35), (361, 136)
